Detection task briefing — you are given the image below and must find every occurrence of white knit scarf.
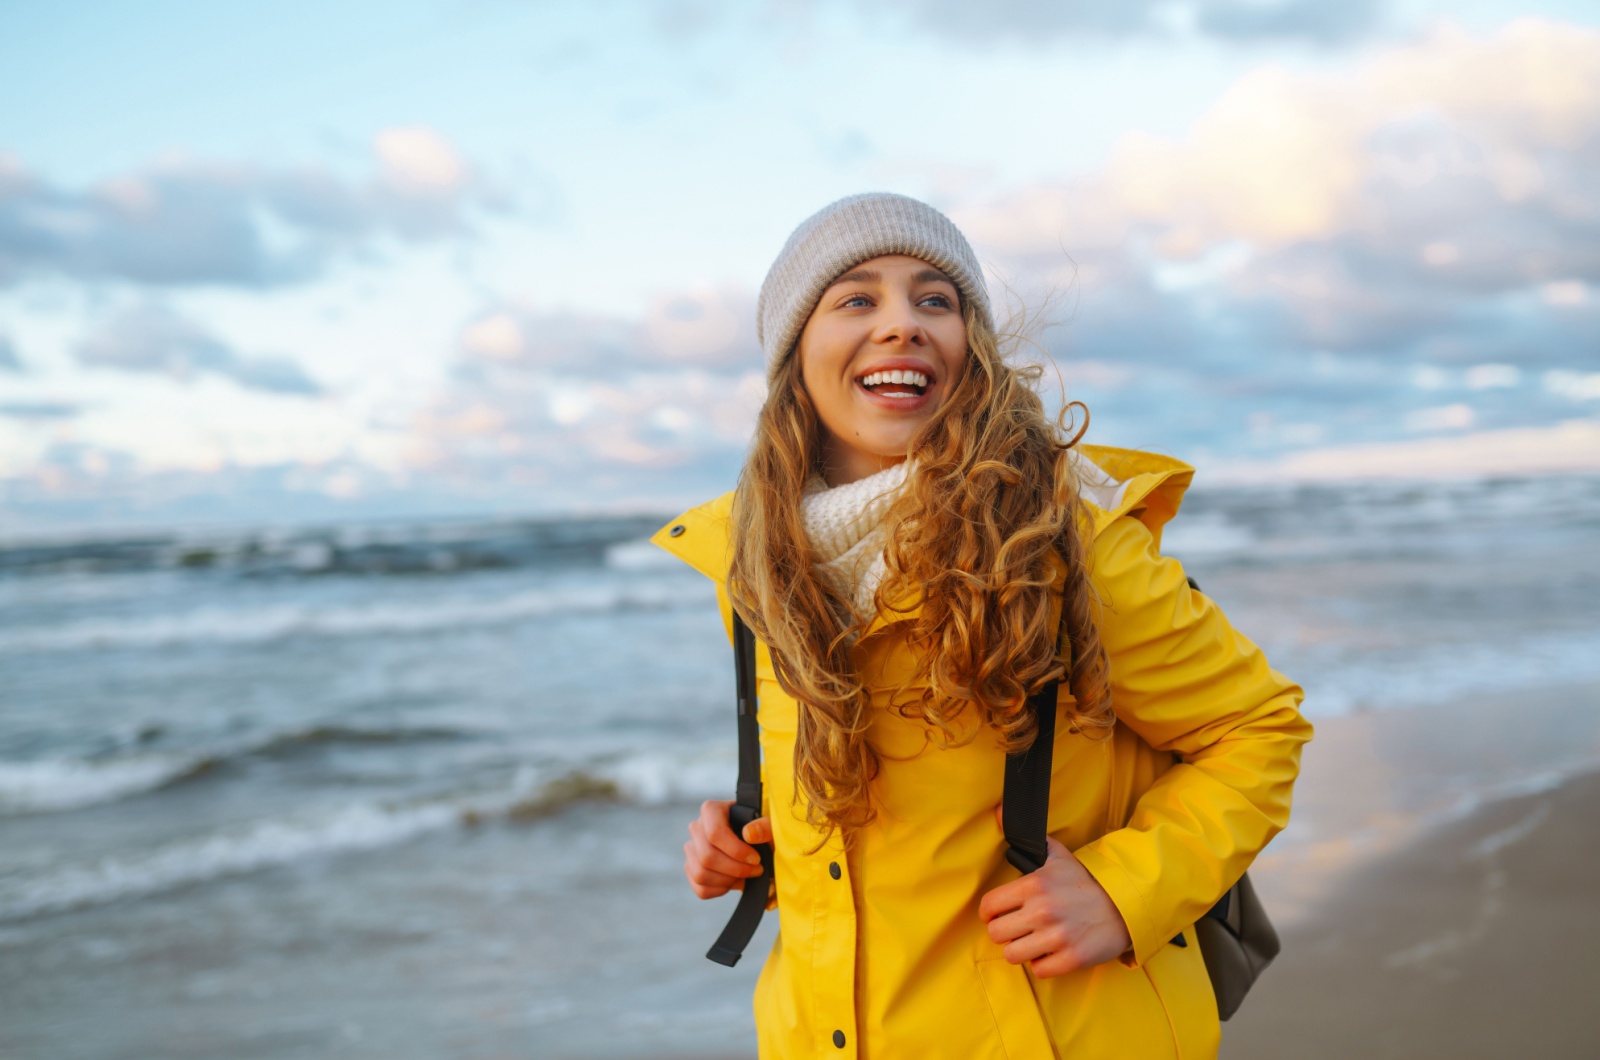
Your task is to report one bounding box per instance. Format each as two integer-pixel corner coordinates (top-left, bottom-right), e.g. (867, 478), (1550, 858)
(799, 460), (910, 618)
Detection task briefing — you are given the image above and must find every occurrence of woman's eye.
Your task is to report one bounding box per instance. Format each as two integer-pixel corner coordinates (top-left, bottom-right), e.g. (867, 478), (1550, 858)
(920, 294), (953, 308)
(842, 295), (872, 308)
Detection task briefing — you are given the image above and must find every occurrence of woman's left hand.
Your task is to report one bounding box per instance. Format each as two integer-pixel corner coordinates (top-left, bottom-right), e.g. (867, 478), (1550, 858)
(978, 823), (1133, 979)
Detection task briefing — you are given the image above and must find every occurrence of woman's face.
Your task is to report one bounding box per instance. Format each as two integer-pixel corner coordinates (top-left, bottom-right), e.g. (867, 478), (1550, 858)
(796, 254), (969, 486)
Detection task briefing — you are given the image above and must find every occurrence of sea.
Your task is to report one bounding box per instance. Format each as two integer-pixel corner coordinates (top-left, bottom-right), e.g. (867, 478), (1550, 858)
(3, 474), (1599, 1059)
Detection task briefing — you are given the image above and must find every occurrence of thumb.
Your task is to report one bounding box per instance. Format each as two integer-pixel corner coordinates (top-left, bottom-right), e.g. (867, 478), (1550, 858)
(741, 816), (773, 846)
(994, 804), (1004, 832)
(1044, 835), (1071, 861)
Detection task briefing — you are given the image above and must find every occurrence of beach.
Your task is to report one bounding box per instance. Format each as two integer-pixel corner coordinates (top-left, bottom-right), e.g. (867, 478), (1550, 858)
(1226, 719), (1600, 1058)
(2, 474), (1598, 1058)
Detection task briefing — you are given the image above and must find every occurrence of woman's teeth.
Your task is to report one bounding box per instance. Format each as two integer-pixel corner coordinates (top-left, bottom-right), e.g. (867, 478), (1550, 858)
(859, 369), (929, 393)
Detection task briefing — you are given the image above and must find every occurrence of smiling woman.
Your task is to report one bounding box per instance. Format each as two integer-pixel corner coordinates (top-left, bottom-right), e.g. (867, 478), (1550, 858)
(798, 255), (968, 485)
(655, 192), (1311, 1059)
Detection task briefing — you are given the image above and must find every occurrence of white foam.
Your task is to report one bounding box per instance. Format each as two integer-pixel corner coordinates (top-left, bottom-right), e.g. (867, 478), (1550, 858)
(0, 755), (204, 815)
(604, 539), (682, 572)
(0, 743), (743, 920)
(3, 577), (710, 654)
(1293, 629), (1600, 717)
(0, 800), (460, 922)
(1160, 513), (1256, 557)
(600, 747), (735, 806)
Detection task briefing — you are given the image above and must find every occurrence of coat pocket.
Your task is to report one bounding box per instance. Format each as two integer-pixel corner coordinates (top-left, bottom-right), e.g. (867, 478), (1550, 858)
(973, 957), (1060, 1060)
(1141, 929), (1221, 1059)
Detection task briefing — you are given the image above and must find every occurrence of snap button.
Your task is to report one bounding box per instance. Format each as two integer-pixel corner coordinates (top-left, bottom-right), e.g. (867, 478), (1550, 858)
(668, 524), (686, 537)
(832, 1029), (846, 1048)
(828, 861), (841, 880)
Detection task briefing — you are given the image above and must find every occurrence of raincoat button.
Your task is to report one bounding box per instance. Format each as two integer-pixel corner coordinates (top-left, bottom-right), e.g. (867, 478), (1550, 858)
(828, 861), (841, 880)
(668, 524), (686, 537)
(832, 1029), (846, 1048)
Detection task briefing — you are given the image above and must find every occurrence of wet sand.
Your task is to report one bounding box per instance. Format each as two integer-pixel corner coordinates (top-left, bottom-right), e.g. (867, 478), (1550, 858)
(1220, 681), (1600, 1060)
(1223, 766), (1600, 1059)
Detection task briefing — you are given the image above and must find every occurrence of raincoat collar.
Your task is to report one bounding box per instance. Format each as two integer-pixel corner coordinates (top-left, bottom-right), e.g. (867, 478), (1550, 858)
(649, 444), (1196, 631)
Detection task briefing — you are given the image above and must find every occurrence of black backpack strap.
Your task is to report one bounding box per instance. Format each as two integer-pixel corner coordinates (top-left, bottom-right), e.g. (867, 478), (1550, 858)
(706, 611), (775, 967)
(1002, 675), (1060, 874)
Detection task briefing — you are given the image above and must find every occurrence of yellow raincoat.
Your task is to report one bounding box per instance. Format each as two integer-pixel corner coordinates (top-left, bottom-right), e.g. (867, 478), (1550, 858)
(651, 445), (1312, 1059)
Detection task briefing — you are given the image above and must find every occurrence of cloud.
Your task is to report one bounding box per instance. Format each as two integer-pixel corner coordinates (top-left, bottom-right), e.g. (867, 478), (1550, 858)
(0, 127), (501, 289)
(0, 401), (78, 419)
(960, 19), (1600, 371)
(933, 19), (1600, 465)
(1195, 0), (1382, 45)
(1213, 418), (1600, 482)
(1545, 370), (1600, 401)
(411, 288), (768, 487)
(457, 285), (761, 371)
(74, 303), (322, 395)
(0, 333), (19, 371)
(408, 366), (766, 484)
(859, 0), (1385, 45)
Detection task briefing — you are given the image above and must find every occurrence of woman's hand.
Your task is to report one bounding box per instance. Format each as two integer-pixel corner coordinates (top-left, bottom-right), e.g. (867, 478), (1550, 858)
(684, 798), (772, 900)
(978, 811), (1132, 978)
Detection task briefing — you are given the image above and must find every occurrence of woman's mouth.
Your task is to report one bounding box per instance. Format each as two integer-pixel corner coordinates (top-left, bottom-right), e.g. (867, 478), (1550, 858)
(857, 368), (929, 398)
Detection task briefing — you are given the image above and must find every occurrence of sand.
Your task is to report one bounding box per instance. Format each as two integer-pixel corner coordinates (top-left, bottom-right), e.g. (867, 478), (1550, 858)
(1219, 680), (1600, 1060)
(1222, 766), (1600, 1059)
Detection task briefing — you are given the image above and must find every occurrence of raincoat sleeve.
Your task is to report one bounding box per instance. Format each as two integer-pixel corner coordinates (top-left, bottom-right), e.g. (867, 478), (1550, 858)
(1070, 515), (1313, 968)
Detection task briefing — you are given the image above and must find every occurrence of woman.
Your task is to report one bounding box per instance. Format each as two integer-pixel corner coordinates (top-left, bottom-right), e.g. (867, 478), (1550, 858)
(652, 192), (1311, 1058)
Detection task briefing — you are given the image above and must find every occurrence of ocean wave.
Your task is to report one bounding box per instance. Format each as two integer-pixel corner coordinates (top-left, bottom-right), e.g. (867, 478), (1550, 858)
(0, 747), (735, 921)
(0, 755), (214, 815)
(0, 799), (463, 922)
(1293, 628), (1600, 716)
(0, 723), (485, 817)
(0, 514), (670, 579)
(1, 578), (707, 654)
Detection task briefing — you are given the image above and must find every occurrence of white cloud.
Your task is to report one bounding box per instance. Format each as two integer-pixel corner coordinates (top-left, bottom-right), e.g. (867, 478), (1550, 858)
(1412, 364), (1449, 390)
(460, 312), (525, 362)
(1404, 403), (1475, 432)
(1464, 363), (1520, 390)
(958, 19), (1600, 269)
(1542, 280), (1589, 306)
(1544, 370), (1600, 401)
(455, 285), (760, 371)
(1214, 419), (1600, 482)
(375, 127), (470, 194)
(0, 128), (497, 288)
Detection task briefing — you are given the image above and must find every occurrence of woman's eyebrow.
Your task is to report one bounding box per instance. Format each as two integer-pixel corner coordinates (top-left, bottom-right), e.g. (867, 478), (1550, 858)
(832, 267), (880, 286)
(914, 267), (956, 287)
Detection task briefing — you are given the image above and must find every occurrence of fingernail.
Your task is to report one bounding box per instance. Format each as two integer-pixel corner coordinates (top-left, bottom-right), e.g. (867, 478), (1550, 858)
(747, 853), (761, 865)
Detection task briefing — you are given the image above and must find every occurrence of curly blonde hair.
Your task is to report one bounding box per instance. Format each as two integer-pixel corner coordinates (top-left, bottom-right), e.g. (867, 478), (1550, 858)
(727, 301), (1112, 837)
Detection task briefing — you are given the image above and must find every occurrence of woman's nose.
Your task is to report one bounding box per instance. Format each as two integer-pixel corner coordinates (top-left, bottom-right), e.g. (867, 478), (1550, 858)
(872, 297), (927, 346)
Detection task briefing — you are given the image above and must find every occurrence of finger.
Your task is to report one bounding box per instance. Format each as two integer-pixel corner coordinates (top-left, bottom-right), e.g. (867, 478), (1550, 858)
(1003, 927), (1064, 967)
(1043, 835), (1071, 861)
(683, 850), (752, 895)
(687, 832), (764, 879)
(683, 848), (738, 899)
(741, 816), (773, 846)
(984, 907), (1038, 946)
(686, 876), (735, 900)
(978, 877), (1031, 923)
(700, 803), (762, 866)
(994, 804), (1004, 831)
(1028, 946), (1087, 980)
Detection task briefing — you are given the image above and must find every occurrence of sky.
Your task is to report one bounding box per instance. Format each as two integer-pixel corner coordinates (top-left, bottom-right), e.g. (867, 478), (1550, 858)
(1, 0), (1598, 535)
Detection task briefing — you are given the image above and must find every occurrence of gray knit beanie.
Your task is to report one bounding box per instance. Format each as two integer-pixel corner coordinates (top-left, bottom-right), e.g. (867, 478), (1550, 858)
(756, 192), (992, 379)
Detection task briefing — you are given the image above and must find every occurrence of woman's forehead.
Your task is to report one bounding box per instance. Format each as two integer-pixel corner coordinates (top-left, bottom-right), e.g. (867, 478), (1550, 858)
(826, 255), (957, 290)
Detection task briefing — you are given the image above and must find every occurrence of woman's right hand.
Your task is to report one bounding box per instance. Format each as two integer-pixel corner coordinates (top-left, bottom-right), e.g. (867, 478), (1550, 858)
(684, 798), (772, 899)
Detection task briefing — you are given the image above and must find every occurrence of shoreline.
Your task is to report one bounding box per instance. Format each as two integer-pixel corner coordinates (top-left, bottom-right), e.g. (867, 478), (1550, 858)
(1243, 681), (1600, 933)
(1222, 762), (1600, 1058)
